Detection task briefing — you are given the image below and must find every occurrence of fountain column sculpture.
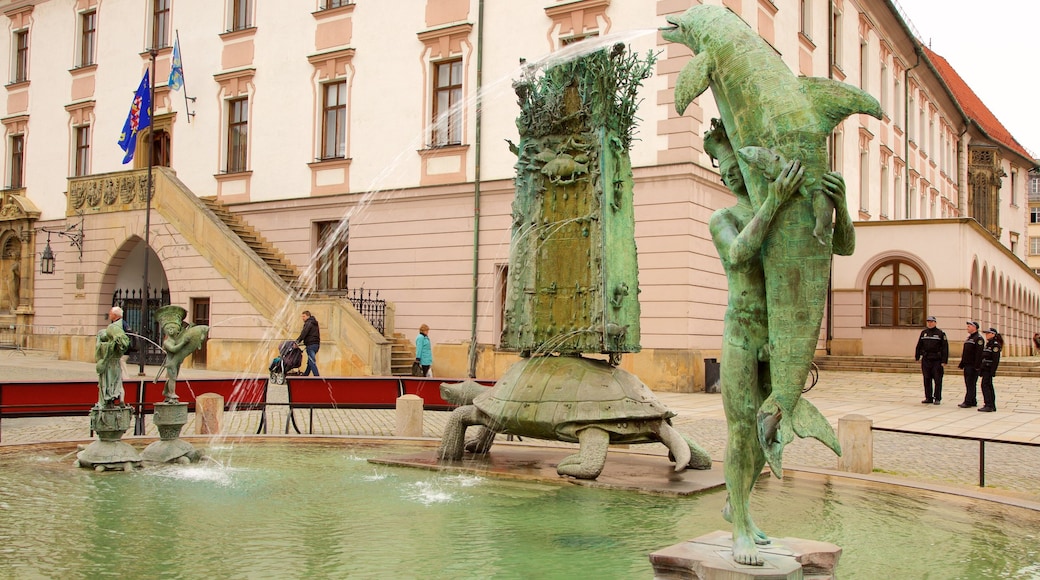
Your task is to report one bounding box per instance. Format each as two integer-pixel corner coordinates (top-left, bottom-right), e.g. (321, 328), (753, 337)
(439, 45), (713, 480)
(141, 305), (208, 464)
(75, 312), (141, 472)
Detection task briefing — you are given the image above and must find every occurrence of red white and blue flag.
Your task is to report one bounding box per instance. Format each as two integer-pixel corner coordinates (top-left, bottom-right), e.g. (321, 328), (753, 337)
(117, 70), (151, 164)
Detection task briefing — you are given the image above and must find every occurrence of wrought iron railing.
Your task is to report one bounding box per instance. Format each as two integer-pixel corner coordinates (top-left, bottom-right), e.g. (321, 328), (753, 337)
(112, 287), (170, 365)
(345, 288), (385, 335)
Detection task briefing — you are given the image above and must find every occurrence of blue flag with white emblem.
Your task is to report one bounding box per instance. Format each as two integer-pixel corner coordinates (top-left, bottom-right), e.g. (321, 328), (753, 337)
(117, 70), (151, 164)
(169, 37), (184, 91)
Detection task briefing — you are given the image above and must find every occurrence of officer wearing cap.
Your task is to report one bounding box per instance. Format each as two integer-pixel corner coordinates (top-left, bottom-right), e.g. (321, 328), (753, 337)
(914, 315), (949, 404)
(978, 327), (1002, 412)
(957, 321), (984, 408)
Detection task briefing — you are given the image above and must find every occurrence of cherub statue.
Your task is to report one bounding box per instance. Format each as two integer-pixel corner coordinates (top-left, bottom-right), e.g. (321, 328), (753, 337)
(155, 305), (210, 403)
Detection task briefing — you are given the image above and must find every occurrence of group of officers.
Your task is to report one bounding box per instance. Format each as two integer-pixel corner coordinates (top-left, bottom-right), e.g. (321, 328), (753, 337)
(915, 316), (1002, 412)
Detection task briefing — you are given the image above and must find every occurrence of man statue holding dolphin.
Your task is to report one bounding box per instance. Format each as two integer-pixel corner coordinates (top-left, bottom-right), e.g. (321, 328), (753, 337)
(663, 5), (881, 566)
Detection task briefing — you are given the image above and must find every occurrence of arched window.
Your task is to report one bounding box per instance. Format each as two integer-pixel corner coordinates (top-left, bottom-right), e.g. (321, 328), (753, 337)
(867, 259), (926, 326)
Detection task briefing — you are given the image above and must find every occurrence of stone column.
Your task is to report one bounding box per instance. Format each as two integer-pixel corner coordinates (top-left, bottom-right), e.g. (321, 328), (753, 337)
(837, 414), (873, 474)
(395, 394), (423, 437)
(196, 393), (224, 435)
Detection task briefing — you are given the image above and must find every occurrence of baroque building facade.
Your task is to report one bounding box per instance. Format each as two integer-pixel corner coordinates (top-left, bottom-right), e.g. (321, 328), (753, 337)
(0, 0), (1036, 389)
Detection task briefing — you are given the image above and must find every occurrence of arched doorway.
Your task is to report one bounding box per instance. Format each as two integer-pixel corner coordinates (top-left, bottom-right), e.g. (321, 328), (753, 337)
(106, 237), (170, 365)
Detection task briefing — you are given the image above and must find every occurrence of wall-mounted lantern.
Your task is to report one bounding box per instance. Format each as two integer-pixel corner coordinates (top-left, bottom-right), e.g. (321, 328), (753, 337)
(37, 215), (84, 275)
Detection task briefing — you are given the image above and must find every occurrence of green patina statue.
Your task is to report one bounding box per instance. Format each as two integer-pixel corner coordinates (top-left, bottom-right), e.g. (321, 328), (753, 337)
(95, 306), (131, 407)
(155, 305), (209, 403)
(440, 46), (713, 480)
(664, 5), (880, 566)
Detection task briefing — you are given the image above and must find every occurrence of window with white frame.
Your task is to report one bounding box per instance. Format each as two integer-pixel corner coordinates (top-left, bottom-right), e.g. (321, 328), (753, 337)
(1031, 236), (1040, 255)
(12, 30), (28, 83)
(830, 5), (842, 70)
(859, 141), (870, 212)
(880, 158), (890, 218)
(859, 39), (868, 91)
(321, 80), (347, 160)
(152, 0), (170, 49)
(79, 10), (96, 67)
(321, 0), (351, 9)
(315, 220), (348, 291)
(431, 58), (463, 146)
(229, 0), (252, 32)
(227, 97), (248, 173)
(74, 126), (91, 177)
(893, 74), (902, 129)
(8, 134), (24, 188)
(1030, 175), (1040, 200)
(799, 0), (812, 38)
(879, 60), (888, 114)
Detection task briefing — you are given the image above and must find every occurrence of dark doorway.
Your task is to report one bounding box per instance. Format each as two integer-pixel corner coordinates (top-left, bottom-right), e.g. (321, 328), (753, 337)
(113, 287), (170, 366)
(191, 297), (210, 368)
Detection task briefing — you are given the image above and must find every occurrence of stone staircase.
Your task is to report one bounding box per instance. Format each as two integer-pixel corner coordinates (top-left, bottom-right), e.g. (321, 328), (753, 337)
(390, 333), (415, 376)
(814, 355), (1040, 378)
(199, 196), (300, 288)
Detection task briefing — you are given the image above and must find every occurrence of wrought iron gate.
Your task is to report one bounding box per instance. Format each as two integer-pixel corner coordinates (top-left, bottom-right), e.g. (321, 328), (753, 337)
(112, 287), (170, 366)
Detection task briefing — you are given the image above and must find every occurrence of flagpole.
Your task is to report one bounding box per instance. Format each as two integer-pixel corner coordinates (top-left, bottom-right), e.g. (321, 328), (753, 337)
(139, 48), (157, 376)
(174, 30), (194, 122)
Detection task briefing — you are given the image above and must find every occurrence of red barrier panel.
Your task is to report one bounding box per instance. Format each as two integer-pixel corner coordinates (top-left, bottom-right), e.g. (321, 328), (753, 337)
(0, 381), (132, 416)
(139, 377), (268, 411)
(286, 377), (401, 408)
(399, 377), (494, 410)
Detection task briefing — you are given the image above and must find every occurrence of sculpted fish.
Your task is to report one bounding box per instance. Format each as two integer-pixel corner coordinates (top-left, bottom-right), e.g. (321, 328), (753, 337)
(663, 5), (881, 476)
(739, 146), (834, 244)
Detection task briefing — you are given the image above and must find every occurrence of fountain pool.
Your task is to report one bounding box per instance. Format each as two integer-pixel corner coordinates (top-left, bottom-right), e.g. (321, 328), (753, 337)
(1, 439), (1038, 578)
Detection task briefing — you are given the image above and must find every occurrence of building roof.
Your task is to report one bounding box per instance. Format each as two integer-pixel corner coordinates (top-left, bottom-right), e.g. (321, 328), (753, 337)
(921, 45), (1034, 164)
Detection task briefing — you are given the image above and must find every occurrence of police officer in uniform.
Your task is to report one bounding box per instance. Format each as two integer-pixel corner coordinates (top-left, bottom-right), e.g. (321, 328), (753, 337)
(978, 328), (1002, 412)
(915, 315), (948, 404)
(957, 321), (985, 408)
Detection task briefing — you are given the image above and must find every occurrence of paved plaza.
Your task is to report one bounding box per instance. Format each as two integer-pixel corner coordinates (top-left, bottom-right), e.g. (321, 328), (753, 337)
(1, 349), (1038, 506)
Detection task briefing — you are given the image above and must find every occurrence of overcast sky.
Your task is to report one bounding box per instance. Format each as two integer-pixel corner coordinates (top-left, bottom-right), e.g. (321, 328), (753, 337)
(894, 0), (1039, 158)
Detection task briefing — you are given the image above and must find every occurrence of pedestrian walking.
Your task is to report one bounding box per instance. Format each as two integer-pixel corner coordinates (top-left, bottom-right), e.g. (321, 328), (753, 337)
(296, 310), (321, 376)
(957, 321), (985, 408)
(914, 315), (948, 404)
(978, 327), (1002, 412)
(1032, 332), (1040, 356)
(415, 324), (432, 377)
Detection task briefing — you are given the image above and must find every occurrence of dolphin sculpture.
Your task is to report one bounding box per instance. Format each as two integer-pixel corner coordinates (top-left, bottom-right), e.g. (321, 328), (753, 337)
(662, 5), (882, 476)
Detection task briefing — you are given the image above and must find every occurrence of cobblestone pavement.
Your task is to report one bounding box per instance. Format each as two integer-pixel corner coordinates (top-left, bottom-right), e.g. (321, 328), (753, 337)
(2, 350), (1038, 504)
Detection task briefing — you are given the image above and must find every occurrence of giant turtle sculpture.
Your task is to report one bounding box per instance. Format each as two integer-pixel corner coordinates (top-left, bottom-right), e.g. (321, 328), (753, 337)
(438, 355), (712, 479)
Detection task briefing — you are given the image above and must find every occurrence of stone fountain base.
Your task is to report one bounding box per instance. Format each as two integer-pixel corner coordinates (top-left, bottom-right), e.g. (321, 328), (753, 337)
(649, 530), (841, 579)
(141, 402), (201, 464)
(75, 405), (141, 472)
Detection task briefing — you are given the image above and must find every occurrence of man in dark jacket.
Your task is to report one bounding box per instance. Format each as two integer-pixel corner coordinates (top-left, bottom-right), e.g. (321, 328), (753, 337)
(915, 315), (948, 404)
(957, 321), (985, 408)
(978, 328), (1002, 412)
(296, 310), (321, 376)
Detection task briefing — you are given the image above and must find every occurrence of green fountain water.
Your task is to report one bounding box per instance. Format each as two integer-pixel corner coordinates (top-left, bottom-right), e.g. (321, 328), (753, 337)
(1, 440), (1038, 578)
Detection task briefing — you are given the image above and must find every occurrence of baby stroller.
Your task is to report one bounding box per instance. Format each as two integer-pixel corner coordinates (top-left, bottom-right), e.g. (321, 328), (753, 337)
(269, 341), (303, 385)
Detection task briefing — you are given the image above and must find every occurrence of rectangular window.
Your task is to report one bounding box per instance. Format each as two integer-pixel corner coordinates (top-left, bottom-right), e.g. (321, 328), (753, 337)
(859, 39), (868, 90)
(13, 30), (29, 83)
(879, 62), (888, 114)
(431, 58), (463, 146)
(322, 0), (350, 9)
(231, 0), (252, 31)
(1030, 237), (1040, 255)
(74, 126), (91, 177)
(316, 221), (348, 291)
(830, 6), (842, 70)
(799, 0), (812, 38)
(79, 11), (96, 67)
(893, 75), (902, 129)
(152, 0), (170, 49)
(321, 81), (347, 159)
(227, 98), (248, 173)
(880, 161), (890, 218)
(9, 135), (24, 188)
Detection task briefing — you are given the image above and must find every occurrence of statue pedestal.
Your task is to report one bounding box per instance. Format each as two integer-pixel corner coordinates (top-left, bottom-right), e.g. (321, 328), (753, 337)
(76, 405), (141, 472)
(649, 530), (841, 579)
(141, 402), (200, 464)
